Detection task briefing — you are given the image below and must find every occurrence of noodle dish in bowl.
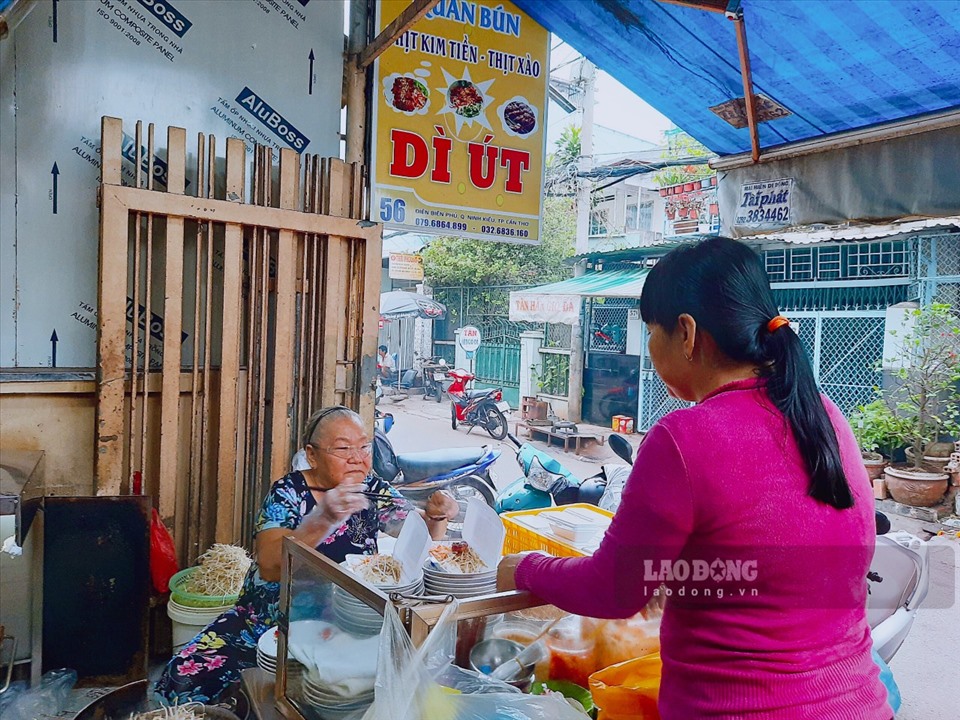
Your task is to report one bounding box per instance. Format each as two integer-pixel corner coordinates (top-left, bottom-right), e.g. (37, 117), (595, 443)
(426, 540), (492, 575)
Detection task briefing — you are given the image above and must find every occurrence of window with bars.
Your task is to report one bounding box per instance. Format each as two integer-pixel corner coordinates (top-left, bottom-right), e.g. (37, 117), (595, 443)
(764, 240), (911, 282)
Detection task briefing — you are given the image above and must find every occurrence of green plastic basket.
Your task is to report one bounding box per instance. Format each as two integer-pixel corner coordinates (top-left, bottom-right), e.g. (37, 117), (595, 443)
(168, 566), (241, 609)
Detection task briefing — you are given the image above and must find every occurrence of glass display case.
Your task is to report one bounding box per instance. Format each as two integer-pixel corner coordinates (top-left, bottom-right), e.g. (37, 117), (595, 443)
(272, 538), (554, 720)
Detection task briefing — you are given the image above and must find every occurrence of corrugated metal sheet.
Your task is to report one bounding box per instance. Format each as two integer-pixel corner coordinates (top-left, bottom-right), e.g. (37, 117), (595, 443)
(742, 216), (960, 244)
(514, 0), (960, 156)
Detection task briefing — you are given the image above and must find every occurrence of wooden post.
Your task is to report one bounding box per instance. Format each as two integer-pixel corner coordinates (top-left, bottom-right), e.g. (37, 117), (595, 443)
(96, 117), (128, 495)
(158, 126), (186, 525)
(216, 137), (246, 543)
(270, 149), (301, 483)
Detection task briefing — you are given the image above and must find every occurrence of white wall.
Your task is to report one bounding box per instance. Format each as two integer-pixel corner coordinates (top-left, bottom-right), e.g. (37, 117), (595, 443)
(0, 0), (343, 368)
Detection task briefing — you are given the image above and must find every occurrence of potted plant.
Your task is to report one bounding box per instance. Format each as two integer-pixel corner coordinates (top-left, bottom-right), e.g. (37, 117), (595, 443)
(881, 303), (960, 507)
(849, 398), (903, 481)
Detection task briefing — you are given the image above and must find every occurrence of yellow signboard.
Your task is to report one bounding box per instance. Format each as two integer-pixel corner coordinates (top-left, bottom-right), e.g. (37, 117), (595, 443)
(389, 252), (425, 280)
(371, 0), (549, 244)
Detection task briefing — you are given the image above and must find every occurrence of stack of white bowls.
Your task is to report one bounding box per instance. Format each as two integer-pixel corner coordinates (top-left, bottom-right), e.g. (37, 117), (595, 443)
(256, 626), (304, 689)
(423, 563), (497, 598)
(256, 627), (280, 674)
(301, 674), (374, 720)
(333, 562), (424, 636)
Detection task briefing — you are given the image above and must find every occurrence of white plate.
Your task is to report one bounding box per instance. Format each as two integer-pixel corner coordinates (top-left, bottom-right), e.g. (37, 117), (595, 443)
(257, 626), (280, 658)
(423, 567), (496, 580)
(302, 682), (374, 704)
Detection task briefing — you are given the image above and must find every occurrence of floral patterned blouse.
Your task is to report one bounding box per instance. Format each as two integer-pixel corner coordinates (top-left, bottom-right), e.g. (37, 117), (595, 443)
(241, 470), (411, 624)
(155, 470), (411, 706)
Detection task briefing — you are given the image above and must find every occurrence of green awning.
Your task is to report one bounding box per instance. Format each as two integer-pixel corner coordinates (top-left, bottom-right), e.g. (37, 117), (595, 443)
(509, 269), (649, 323)
(521, 268), (650, 298)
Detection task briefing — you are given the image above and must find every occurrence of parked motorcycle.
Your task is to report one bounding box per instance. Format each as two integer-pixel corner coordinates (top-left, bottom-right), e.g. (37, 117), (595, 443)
(868, 522), (930, 663)
(494, 432), (634, 513)
(420, 356), (449, 403)
(373, 424), (500, 535)
(447, 368), (510, 440)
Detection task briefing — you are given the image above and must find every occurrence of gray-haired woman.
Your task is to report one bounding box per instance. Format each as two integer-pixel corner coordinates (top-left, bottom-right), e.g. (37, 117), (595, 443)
(156, 405), (457, 706)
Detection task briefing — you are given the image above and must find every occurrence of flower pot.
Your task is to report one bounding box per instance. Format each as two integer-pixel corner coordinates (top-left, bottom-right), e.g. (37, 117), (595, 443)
(883, 466), (949, 507)
(709, 202), (719, 215)
(862, 453), (887, 482)
(693, 180), (702, 190)
(683, 183), (694, 192)
(659, 188), (667, 197)
(678, 207), (689, 218)
(904, 446), (952, 474)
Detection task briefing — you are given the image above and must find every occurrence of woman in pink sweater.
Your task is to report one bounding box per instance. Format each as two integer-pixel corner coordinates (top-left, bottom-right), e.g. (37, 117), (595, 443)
(498, 237), (891, 719)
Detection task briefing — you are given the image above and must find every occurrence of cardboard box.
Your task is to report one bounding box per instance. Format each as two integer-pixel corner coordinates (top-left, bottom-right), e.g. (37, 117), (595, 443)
(612, 415), (634, 434)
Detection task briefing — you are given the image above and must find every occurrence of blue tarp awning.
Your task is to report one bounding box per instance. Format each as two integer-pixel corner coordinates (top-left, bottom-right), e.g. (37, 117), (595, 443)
(514, 0), (960, 156)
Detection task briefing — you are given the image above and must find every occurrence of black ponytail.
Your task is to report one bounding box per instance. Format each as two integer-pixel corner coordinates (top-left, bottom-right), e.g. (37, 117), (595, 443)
(762, 318), (853, 508)
(640, 237), (853, 510)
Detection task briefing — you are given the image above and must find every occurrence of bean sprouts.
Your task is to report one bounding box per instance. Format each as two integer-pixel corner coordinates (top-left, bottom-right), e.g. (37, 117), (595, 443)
(130, 703), (205, 719)
(185, 543), (252, 597)
(355, 554), (403, 585)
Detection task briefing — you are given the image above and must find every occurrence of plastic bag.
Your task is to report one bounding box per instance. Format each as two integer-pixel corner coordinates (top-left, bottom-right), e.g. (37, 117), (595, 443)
(588, 652), (662, 720)
(362, 601), (590, 720)
(872, 648), (901, 715)
(0, 668), (77, 720)
(150, 508), (179, 593)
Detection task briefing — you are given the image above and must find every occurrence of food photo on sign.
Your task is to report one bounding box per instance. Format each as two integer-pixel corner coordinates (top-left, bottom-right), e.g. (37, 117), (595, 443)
(370, 0), (549, 244)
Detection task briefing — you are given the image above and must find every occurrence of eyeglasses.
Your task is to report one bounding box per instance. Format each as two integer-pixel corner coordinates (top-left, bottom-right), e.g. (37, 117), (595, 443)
(310, 442), (374, 460)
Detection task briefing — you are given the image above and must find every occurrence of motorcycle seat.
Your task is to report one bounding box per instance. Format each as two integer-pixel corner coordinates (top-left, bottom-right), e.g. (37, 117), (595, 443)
(396, 447), (487, 482)
(464, 388), (493, 399)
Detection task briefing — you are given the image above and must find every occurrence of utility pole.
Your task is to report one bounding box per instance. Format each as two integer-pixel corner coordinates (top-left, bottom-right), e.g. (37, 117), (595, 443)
(345, 0), (368, 166)
(575, 59), (595, 255)
(568, 58), (595, 423)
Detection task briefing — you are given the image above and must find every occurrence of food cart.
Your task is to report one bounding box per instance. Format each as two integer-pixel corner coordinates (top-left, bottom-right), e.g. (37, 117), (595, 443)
(251, 503), (662, 720)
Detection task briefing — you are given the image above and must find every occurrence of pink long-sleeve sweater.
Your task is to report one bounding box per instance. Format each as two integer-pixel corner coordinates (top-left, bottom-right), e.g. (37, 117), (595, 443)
(516, 378), (891, 719)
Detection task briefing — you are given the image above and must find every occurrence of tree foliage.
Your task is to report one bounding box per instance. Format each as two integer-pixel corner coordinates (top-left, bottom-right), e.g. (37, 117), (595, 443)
(653, 129), (714, 187)
(545, 125), (583, 198)
(421, 196), (576, 287)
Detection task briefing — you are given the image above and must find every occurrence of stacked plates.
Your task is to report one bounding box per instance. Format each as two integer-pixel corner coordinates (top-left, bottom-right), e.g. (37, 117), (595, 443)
(256, 626), (304, 686)
(302, 673), (374, 720)
(333, 562), (424, 636)
(256, 626), (280, 673)
(423, 565), (497, 598)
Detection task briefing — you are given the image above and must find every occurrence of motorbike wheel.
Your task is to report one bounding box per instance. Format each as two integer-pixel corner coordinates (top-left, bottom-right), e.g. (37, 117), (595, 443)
(435, 383), (442, 403)
(451, 403), (458, 430)
(445, 475), (496, 537)
(483, 406), (508, 440)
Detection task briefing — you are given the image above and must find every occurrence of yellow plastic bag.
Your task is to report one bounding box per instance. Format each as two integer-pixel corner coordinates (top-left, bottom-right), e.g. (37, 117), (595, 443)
(588, 652), (662, 720)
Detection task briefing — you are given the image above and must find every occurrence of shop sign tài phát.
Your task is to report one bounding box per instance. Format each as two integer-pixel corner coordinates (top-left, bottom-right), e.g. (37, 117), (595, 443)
(371, 0), (549, 244)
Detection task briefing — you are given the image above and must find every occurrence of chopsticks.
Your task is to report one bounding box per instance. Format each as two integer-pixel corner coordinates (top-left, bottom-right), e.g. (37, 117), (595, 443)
(306, 485), (405, 506)
(359, 490), (406, 506)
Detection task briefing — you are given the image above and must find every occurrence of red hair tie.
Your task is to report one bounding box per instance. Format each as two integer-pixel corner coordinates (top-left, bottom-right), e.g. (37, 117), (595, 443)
(767, 315), (791, 333)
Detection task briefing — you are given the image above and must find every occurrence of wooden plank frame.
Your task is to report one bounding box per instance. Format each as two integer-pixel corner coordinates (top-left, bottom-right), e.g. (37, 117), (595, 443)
(96, 116), (382, 556)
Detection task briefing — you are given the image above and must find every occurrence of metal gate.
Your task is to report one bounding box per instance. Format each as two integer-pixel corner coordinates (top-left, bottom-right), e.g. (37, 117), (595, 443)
(431, 286), (537, 405)
(637, 310), (886, 429)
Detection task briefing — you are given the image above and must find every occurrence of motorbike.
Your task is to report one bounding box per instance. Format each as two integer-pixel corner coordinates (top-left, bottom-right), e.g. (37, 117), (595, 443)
(372, 423), (500, 535)
(447, 368), (510, 440)
(494, 432), (635, 513)
(420, 356), (449, 403)
(868, 521), (930, 663)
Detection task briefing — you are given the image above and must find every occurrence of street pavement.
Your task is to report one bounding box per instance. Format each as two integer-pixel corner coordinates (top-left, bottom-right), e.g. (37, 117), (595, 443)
(381, 395), (960, 719)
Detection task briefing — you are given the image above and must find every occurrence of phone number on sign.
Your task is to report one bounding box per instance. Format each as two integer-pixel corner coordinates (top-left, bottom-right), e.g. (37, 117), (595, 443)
(481, 226), (529, 238)
(414, 219), (468, 231)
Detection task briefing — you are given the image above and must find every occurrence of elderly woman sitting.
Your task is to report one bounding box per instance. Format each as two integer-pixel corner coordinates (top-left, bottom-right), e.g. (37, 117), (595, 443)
(156, 405), (458, 706)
